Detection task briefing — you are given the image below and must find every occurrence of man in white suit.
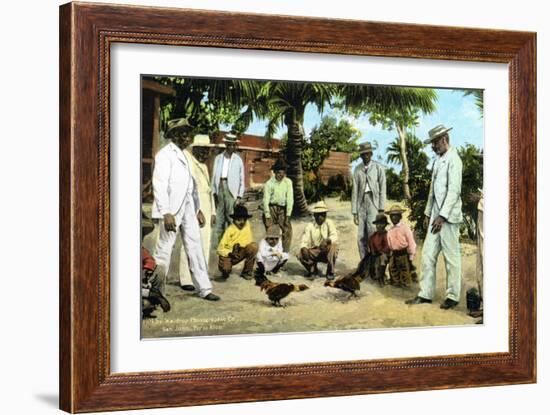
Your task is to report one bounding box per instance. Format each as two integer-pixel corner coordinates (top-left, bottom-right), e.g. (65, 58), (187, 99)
(211, 133), (245, 246)
(351, 142), (387, 260)
(178, 134), (217, 292)
(406, 124), (462, 309)
(152, 119), (220, 301)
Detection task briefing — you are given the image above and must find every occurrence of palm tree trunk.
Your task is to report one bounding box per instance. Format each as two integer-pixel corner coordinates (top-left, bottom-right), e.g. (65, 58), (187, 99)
(396, 125), (412, 199)
(285, 118), (310, 216)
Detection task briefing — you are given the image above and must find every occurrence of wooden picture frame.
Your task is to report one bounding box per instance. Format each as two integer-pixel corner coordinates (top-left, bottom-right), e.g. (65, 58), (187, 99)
(59, 2), (536, 412)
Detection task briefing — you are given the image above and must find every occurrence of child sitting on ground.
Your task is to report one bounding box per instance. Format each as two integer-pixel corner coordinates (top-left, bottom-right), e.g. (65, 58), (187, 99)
(386, 205), (417, 287)
(217, 205), (258, 280)
(254, 226), (289, 285)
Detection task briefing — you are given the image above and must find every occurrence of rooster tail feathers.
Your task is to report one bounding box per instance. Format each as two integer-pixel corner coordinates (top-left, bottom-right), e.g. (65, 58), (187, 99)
(296, 284), (309, 291)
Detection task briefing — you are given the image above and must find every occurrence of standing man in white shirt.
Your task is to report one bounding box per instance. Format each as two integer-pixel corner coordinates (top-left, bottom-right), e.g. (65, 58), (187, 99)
(152, 118), (220, 301)
(178, 134), (217, 292)
(351, 142), (387, 260)
(211, 133), (245, 247)
(406, 124), (463, 310)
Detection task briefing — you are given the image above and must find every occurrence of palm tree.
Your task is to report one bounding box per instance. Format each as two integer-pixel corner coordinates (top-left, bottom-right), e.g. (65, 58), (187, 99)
(340, 85), (437, 199)
(463, 89), (484, 117)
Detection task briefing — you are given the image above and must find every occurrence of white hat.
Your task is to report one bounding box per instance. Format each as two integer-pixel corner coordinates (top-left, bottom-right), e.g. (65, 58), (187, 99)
(191, 134), (212, 147)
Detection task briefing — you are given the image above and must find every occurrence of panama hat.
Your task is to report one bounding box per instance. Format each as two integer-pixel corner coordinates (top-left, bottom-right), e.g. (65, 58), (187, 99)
(424, 124), (453, 145)
(385, 204), (406, 215)
(311, 201), (329, 214)
(265, 226), (281, 238)
(229, 204), (252, 219)
(358, 142), (374, 154)
(222, 132), (241, 144)
(165, 118), (193, 138)
(372, 213), (389, 225)
(191, 134), (212, 147)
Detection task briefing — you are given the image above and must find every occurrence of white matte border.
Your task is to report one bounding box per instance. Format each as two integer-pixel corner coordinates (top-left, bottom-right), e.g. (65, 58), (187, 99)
(110, 44), (509, 373)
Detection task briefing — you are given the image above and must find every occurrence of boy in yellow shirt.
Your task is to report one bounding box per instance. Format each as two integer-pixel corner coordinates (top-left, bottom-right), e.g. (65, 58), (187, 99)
(217, 205), (258, 280)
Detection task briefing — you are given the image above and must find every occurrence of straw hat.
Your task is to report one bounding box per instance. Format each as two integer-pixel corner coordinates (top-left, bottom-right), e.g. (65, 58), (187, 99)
(165, 118), (193, 138)
(386, 204), (406, 215)
(311, 201), (329, 214)
(222, 132), (240, 144)
(358, 142), (374, 154)
(191, 134), (212, 147)
(423, 124), (453, 144)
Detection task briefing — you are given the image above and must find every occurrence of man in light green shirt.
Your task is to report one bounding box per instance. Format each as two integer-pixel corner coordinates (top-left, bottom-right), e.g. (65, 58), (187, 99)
(263, 159), (294, 252)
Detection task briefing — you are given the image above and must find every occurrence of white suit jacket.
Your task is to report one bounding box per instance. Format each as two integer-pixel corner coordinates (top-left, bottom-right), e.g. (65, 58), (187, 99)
(424, 146), (463, 223)
(151, 142), (200, 222)
(211, 152), (245, 199)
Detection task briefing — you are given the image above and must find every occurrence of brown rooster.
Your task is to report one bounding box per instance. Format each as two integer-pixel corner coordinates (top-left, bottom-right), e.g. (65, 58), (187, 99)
(324, 273), (363, 298)
(260, 279), (309, 307)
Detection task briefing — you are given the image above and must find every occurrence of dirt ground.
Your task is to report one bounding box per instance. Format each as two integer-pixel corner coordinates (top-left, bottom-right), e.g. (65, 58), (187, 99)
(141, 197), (480, 338)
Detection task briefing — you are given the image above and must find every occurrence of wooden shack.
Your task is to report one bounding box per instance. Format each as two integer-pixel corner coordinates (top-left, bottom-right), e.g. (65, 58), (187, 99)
(141, 79), (175, 199)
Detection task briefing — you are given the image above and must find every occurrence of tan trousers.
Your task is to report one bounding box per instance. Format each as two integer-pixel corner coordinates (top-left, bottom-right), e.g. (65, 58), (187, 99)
(218, 243), (259, 276)
(298, 242), (338, 275)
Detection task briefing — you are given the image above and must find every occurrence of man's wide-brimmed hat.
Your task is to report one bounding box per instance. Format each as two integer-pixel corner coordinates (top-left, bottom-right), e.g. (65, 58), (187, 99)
(229, 204), (252, 219)
(271, 159), (287, 172)
(223, 132), (241, 144)
(165, 118), (193, 138)
(358, 142), (374, 155)
(386, 204), (406, 215)
(311, 200), (329, 214)
(191, 134), (212, 147)
(265, 226), (281, 238)
(424, 124), (453, 145)
(372, 213), (389, 225)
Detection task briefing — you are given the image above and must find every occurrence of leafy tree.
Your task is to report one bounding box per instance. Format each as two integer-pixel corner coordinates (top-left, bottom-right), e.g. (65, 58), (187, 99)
(463, 89), (484, 116)
(302, 116), (361, 173)
(339, 86), (437, 199)
(458, 144), (483, 240)
(388, 134), (432, 239)
(385, 167), (403, 201)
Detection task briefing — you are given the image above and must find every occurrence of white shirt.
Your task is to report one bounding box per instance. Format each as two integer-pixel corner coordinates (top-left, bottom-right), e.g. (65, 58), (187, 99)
(221, 154), (231, 178)
(256, 239), (289, 271)
(364, 164), (372, 193)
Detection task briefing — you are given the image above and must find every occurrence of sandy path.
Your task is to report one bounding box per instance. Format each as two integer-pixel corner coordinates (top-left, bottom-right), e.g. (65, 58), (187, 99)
(142, 197), (480, 338)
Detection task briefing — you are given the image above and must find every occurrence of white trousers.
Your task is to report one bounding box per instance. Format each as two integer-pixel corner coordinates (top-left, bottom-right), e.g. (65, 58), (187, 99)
(153, 198), (212, 297)
(418, 207), (462, 302)
(179, 201), (212, 286)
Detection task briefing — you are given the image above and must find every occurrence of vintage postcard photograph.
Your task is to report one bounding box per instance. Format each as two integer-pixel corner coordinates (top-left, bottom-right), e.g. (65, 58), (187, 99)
(140, 75), (484, 338)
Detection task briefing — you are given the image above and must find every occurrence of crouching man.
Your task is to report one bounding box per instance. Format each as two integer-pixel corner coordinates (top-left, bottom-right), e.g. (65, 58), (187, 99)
(217, 205), (258, 280)
(297, 201), (339, 280)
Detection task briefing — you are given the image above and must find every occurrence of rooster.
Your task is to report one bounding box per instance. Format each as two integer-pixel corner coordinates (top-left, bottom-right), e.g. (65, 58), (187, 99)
(324, 273), (363, 298)
(259, 279), (309, 307)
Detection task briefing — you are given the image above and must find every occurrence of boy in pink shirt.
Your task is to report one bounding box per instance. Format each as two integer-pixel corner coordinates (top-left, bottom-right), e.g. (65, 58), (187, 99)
(386, 205), (418, 287)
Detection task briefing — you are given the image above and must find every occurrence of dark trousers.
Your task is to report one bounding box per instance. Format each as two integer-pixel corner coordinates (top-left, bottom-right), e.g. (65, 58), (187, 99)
(254, 260), (288, 286)
(298, 242), (338, 275)
(262, 204), (292, 252)
(388, 249), (417, 287)
(218, 242), (258, 275)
